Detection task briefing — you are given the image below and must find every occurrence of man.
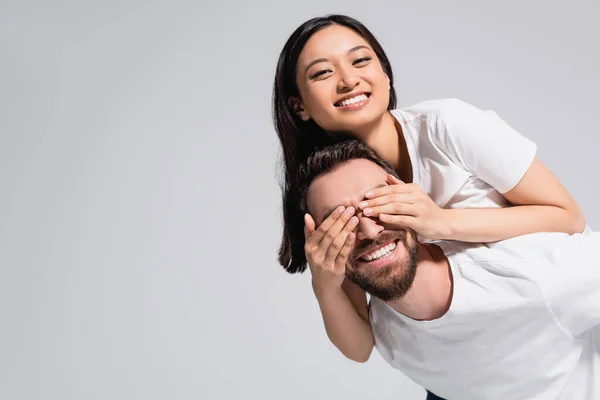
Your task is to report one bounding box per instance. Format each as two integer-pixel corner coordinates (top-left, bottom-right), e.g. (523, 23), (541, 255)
(294, 140), (600, 399)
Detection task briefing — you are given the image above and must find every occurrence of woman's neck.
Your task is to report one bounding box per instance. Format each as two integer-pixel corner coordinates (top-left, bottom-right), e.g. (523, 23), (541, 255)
(359, 112), (413, 183)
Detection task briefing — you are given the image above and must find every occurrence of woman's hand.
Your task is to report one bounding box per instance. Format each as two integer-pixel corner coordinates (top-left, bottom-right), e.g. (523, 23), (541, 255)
(359, 174), (452, 240)
(304, 206), (359, 294)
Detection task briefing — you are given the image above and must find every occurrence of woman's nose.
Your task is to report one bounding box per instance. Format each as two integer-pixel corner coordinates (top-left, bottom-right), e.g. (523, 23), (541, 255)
(337, 67), (360, 91)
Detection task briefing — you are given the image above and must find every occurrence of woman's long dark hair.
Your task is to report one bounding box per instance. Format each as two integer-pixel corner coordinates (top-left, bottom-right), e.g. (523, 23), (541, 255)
(273, 14), (397, 273)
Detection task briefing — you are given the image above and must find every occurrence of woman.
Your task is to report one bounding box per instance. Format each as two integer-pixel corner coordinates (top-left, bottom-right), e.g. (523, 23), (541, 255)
(272, 14), (585, 400)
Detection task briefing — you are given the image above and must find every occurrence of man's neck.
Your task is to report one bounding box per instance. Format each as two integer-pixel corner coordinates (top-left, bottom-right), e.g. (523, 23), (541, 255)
(387, 244), (453, 321)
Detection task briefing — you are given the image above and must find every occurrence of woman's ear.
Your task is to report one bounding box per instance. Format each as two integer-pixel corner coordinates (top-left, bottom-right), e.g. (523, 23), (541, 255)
(288, 96), (310, 121)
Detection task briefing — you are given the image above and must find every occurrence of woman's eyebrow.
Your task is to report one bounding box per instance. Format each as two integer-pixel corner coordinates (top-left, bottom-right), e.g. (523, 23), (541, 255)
(347, 45), (370, 54)
(305, 58), (328, 74)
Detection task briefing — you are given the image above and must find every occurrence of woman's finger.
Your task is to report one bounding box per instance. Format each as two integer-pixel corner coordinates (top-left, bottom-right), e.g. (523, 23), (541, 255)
(364, 183), (413, 199)
(365, 202), (417, 217)
(322, 216), (358, 268)
(359, 193), (417, 209)
(315, 207), (356, 259)
(304, 213), (316, 240)
(334, 233), (356, 270)
(386, 174), (404, 185)
(379, 213), (418, 228)
(306, 205), (345, 246)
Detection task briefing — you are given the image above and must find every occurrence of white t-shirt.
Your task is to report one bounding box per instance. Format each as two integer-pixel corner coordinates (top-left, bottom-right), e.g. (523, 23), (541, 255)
(368, 99), (599, 398)
(392, 99), (595, 236)
(390, 98), (537, 210)
(369, 232), (600, 400)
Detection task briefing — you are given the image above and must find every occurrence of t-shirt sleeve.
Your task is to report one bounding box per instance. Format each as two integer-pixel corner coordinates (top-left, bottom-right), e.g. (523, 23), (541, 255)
(431, 99), (537, 194)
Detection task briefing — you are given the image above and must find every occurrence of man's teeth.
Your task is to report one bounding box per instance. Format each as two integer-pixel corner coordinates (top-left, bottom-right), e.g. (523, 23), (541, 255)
(362, 241), (397, 261)
(338, 94), (368, 107)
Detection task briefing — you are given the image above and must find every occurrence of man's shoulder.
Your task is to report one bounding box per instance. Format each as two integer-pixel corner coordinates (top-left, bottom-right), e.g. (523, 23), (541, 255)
(438, 231), (598, 271)
(435, 240), (512, 265)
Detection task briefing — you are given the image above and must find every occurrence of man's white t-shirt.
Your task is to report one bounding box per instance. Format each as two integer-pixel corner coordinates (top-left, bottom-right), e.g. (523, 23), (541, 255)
(369, 232), (600, 400)
(367, 99), (599, 398)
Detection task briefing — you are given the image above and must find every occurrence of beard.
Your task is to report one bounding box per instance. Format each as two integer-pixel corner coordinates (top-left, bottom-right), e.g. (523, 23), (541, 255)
(345, 228), (419, 302)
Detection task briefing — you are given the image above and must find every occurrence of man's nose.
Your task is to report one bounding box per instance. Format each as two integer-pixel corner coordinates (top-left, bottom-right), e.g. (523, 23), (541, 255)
(356, 215), (384, 241)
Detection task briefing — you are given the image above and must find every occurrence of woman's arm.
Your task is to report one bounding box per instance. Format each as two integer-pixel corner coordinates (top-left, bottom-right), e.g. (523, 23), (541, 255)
(364, 99), (586, 242)
(362, 157), (585, 242)
(315, 279), (374, 363)
(443, 157), (585, 242)
(304, 209), (374, 363)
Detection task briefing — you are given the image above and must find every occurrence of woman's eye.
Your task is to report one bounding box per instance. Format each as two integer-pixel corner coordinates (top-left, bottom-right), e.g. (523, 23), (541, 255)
(311, 70), (330, 79)
(354, 57), (372, 65)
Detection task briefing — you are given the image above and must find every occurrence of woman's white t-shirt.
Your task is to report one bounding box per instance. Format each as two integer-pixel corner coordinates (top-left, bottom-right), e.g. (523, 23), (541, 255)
(391, 98), (537, 210)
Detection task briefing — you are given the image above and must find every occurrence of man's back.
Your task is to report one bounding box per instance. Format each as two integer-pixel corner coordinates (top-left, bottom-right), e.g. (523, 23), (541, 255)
(369, 231), (600, 400)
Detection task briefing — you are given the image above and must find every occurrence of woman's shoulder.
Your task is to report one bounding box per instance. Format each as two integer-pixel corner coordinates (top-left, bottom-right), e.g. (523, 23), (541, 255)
(392, 98), (475, 124)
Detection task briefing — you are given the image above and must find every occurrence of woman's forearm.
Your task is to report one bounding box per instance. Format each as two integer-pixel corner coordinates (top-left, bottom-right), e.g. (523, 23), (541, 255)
(313, 285), (374, 363)
(443, 205), (586, 243)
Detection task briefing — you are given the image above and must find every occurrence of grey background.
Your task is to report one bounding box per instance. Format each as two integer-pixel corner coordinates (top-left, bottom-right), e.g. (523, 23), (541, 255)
(1, 1), (598, 399)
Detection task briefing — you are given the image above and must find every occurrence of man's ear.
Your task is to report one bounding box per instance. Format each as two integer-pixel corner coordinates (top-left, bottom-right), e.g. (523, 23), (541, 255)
(288, 96), (310, 121)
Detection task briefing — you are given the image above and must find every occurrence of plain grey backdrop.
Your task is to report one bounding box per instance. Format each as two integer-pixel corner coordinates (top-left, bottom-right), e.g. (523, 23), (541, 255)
(1, 1), (598, 399)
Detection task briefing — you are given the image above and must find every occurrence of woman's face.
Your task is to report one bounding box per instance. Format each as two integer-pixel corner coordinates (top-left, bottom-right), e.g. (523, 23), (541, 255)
(293, 24), (391, 134)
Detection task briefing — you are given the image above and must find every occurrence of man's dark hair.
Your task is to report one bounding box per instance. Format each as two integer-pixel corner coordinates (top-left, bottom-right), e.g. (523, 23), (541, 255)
(279, 139), (398, 274)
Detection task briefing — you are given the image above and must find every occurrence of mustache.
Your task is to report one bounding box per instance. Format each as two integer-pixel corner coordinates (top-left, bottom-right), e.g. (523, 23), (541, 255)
(350, 230), (407, 261)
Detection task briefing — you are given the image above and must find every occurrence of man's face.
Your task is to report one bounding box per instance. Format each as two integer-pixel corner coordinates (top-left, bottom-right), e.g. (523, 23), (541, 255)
(306, 159), (419, 301)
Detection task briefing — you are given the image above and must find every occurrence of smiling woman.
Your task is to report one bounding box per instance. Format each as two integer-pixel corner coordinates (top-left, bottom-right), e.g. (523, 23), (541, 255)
(272, 14), (588, 400)
(290, 28), (391, 133)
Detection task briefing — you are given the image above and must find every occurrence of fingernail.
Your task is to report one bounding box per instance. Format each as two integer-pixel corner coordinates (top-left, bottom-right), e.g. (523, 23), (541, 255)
(349, 216), (359, 226)
(336, 206), (345, 215)
(365, 191), (374, 198)
(344, 206), (355, 216)
(364, 208), (373, 216)
(359, 201), (368, 208)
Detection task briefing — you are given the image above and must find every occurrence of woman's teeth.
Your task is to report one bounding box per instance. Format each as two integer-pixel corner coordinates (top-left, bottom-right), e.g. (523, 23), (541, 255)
(362, 241), (397, 261)
(337, 94), (368, 107)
